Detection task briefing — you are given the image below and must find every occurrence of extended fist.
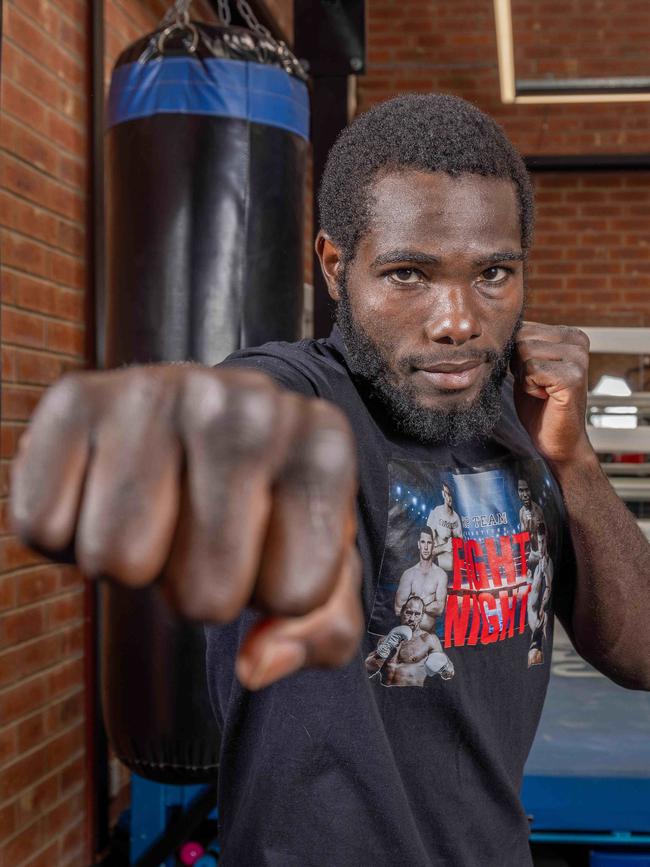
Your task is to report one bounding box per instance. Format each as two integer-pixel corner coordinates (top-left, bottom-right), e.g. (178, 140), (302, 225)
(10, 365), (363, 690)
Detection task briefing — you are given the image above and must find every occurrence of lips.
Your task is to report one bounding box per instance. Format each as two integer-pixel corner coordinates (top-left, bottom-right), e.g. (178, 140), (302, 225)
(414, 360), (485, 391)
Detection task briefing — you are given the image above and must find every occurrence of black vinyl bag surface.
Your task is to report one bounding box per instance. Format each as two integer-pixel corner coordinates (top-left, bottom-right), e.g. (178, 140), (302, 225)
(102, 20), (309, 782)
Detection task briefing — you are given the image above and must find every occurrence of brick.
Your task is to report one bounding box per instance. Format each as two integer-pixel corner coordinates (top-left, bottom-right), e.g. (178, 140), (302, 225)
(0, 724), (18, 766)
(2, 815), (46, 864)
(0, 630), (62, 688)
(0, 802), (16, 840)
(44, 591), (84, 631)
(47, 656), (84, 701)
(0, 115), (59, 177)
(2, 383), (43, 420)
(59, 753), (84, 794)
(59, 816), (85, 864)
(0, 421), (25, 461)
(14, 347), (75, 386)
(0, 574), (17, 611)
(0, 191), (84, 259)
(0, 672), (49, 726)
(4, 270), (85, 322)
(4, 5), (85, 92)
(15, 566), (60, 605)
(0, 534), (46, 571)
(44, 319), (85, 356)
(12, 772), (59, 833)
(1, 78), (48, 130)
(16, 709), (47, 753)
(25, 840), (61, 867)
(46, 689), (84, 734)
(1, 154), (85, 221)
(2, 41), (85, 123)
(0, 603), (45, 649)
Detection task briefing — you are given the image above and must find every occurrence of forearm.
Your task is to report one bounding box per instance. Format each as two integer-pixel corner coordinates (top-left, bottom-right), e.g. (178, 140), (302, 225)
(552, 450), (650, 688)
(365, 652), (385, 675)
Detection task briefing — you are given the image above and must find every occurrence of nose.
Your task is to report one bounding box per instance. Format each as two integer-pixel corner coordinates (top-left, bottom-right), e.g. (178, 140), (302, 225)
(423, 284), (482, 346)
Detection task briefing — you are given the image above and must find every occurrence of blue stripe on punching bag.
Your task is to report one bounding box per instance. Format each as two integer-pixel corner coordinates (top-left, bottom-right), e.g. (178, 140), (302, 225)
(106, 57), (310, 140)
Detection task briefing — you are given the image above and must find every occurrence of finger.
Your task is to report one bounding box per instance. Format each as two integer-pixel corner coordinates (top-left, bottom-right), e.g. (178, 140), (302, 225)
(75, 373), (182, 585)
(10, 374), (91, 555)
(235, 544), (363, 691)
(251, 398), (358, 617)
(518, 322), (590, 349)
(516, 358), (586, 401)
(514, 338), (589, 367)
(162, 368), (283, 621)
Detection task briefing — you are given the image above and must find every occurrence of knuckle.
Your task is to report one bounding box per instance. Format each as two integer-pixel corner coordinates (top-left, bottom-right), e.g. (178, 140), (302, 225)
(290, 402), (356, 482)
(39, 371), (88, 421)
(187, 371), (278, 457)
(560, 325), (590, 349)
(172, 578), (240, 623)
(76, 540), (147, 586)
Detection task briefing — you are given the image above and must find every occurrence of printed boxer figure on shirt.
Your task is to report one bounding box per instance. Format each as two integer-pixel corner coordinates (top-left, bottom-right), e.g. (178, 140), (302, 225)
(366, 595), (455, 687)
(394, 526), (448, 633)
(528, 523), (553, 667)
(518, 478), (544, 572)
(427, 481), (462, 572)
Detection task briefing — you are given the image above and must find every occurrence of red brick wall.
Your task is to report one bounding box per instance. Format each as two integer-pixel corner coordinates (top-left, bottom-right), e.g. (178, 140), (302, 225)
(528, 172), (650, 327)
(355, 0), (650, 328)
(512, 0), (649, 81)
(0, 0), (89, 863)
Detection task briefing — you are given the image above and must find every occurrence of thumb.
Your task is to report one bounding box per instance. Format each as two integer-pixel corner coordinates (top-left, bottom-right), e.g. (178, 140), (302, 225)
(235, 546), (363, 691)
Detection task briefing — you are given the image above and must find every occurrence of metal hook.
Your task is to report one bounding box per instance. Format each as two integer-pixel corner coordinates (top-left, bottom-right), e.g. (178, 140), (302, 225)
(157, 19), (199, 54)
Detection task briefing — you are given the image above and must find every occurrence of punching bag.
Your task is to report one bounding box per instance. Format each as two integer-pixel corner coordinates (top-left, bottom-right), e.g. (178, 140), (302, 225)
(101, 12), (309, 782)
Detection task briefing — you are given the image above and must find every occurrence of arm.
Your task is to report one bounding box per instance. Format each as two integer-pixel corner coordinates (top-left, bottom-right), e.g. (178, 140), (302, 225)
(433, 539), (450, 557)
(366, 626), (413, 674)
(429, 569), (448, 616)
(365, 639), (388, 676)
(552, 451), (650, 688)
(514, 323), (650, 689)
(394, 571), (411, 616)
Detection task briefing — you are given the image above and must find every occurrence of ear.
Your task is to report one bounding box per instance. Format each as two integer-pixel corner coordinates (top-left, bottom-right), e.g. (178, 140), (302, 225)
(315, 231), (344, 301)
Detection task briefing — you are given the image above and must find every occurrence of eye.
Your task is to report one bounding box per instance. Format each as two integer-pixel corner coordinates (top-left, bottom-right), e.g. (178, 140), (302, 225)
(479, 266), (512, 284)
(388, 268), (424, 285)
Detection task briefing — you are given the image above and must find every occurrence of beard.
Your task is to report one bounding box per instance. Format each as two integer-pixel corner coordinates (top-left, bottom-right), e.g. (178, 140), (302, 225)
(335, 277), (521, 446)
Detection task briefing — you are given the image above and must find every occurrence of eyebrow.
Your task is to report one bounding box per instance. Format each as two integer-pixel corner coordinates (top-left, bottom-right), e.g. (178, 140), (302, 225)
(370, 249), (526, 268)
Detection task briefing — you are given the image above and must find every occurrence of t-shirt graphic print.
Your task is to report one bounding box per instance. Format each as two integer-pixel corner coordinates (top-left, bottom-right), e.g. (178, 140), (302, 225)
(366, 457), (560, 687)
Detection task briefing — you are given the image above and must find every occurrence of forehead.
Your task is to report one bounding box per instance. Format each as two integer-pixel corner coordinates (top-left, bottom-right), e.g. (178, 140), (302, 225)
(361, 169), (521, 259)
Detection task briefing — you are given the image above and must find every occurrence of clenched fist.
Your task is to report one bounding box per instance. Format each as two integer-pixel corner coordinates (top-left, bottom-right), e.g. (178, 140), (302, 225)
(512, 322), (593, 467)
(10, 365), (363, 690)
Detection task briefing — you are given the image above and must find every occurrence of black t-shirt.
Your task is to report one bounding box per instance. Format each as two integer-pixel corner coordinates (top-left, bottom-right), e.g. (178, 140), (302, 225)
(205, 327), (571, 867)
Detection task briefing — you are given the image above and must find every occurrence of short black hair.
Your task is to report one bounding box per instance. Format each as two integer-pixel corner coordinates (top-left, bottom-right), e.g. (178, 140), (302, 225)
(419, 525), (434, 540)
(318, 93), (534, 263)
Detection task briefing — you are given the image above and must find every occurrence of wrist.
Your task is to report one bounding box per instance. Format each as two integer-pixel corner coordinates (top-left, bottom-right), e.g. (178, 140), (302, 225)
(548, 439), (601, 485)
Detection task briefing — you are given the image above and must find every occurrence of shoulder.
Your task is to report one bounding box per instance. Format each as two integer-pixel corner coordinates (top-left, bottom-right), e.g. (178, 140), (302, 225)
(218, 336), (348, 398)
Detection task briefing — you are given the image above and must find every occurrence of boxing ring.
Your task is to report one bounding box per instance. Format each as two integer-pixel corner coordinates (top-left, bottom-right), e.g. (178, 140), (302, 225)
(523, 327), (650, 861)
(523, 624), (650, 845)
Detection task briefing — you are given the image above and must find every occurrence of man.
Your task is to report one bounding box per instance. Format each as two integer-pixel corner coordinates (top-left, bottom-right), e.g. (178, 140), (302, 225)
(518, 477), (545, 570)
(527, 523), (553, 667)
(11, 94), (650, 866)
(427, 481), (462, 571)
(366, 595), (455, 687)
(394, 525), (447, 632)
